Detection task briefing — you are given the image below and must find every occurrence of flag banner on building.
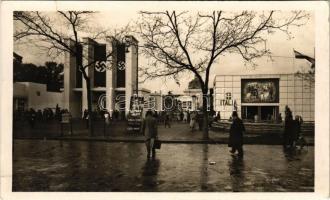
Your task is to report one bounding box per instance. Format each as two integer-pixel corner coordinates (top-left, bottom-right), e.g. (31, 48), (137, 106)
(116, 44), (126, 88)
(94, 44), (106, 87)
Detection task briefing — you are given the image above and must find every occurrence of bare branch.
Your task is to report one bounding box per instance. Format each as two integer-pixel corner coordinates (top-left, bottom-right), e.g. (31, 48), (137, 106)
(137, 10), (310, 93)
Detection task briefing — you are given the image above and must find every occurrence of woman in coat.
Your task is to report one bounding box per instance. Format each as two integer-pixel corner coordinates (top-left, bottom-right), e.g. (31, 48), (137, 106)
(229, 111), (245, 157)
(141, 110), (158, 159)
(190, 111), (197, 131)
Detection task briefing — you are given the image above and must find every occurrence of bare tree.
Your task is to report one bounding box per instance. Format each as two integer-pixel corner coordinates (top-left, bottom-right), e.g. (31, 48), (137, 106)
(14, 11), (129, 136)
(136, 10), (309, 139)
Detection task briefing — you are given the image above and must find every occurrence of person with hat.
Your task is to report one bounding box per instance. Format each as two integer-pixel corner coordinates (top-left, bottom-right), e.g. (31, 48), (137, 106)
(228, 111), (245, 157)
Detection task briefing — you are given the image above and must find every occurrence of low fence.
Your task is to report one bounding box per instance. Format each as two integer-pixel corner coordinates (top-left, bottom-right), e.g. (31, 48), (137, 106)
(211, 120), (315, 135)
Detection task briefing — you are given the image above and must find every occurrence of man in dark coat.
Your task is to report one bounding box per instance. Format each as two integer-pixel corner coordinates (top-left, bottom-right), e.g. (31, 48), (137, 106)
(28, 108), (36, 129)
(229, 111), (245, 157)
(283, 106), (294, 149)
(141, 110), (158, 159)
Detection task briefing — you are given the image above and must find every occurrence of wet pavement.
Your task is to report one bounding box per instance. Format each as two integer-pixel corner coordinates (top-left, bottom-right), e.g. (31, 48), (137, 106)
(13, 120), (314, 145)
(13, 140), (314, 192)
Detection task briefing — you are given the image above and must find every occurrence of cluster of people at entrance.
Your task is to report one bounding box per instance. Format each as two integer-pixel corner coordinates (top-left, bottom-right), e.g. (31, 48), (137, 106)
(13, 104), (69, 128)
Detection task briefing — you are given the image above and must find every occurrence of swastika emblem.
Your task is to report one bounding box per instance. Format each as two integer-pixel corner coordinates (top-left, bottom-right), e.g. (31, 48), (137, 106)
(118, 61), (125, 70)
(95, 61), (106, 72)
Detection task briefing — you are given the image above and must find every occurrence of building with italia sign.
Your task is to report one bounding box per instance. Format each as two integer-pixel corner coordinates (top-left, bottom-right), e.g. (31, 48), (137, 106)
(213, 74), (314, 121)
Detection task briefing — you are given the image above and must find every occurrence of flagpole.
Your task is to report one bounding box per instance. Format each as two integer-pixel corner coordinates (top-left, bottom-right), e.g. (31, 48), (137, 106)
(292, 48), (295, 73)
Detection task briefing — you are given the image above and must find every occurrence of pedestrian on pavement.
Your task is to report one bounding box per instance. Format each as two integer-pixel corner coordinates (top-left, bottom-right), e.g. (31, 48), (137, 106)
(36, 109), (43, 121)
(197, 112), (203, 131)
(292, 115), (303, 148)
(284, 115), (295, 149)
(164, 112), (171, 128)
(278, 113), (283, 123)
(180, 112), (184, 122)
(141, 110), (158, 159)
(190, 111), (197, 131)
(104, 110), (111, 126)
(153, 111), (159, 122)
(283, 105), (294, 149)
(83, 109), (89, 128)
(183, 111), (188, 123)
(28, 108), (37, 129)
(215, 111), (221, 122)
(228, 111), (245, 157)
(187, 111), (191, 123)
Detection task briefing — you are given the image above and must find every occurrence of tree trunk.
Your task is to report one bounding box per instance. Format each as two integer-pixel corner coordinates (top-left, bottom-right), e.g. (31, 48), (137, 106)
(202, 90), (209, 139)
(85, 77), (93, 136)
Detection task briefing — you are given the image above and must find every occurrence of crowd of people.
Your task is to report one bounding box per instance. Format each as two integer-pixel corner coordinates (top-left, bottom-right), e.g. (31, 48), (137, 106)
(13, 104), (67, 128)
(15, 104), (304, 158)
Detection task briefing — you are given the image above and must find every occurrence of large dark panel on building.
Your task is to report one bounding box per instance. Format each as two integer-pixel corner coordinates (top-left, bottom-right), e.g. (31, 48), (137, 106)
(116, 44), (126, 88)
(241, 78), (279, 103)
(76, 44), (83, 88)
(94, 44), (106, 87)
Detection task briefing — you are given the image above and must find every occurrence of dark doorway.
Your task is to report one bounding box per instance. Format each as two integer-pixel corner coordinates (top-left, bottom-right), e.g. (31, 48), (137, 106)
(242, 106), (258, 120)
(260, 106), (275, 120)
(242, 106), (278, 121)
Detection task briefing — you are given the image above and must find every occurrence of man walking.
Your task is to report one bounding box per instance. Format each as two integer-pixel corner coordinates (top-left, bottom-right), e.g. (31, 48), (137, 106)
(164, 112), (171, 128)
(228, 111), (245, 157)
(141, 110), (158, 159)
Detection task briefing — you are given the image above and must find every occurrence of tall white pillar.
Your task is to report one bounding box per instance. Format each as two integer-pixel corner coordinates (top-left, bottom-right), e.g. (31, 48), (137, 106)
(124, 36), (138, 115)
(106, 41), (114, 116)
(63, 39), (81, 118)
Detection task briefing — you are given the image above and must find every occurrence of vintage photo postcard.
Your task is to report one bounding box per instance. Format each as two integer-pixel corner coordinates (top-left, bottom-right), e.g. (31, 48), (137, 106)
(0, 1), (329, 200)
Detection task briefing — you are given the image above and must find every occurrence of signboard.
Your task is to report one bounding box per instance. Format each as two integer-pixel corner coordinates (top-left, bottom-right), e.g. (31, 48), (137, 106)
(241, 79), (279, 103)
(61, 113), (71, 123)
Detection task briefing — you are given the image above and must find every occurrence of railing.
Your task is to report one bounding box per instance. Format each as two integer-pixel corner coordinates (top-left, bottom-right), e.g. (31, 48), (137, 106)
(212, 120), (314, 135)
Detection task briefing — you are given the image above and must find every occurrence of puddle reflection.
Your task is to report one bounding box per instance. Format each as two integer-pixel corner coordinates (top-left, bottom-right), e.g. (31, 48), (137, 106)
(141, 158), (160, 189)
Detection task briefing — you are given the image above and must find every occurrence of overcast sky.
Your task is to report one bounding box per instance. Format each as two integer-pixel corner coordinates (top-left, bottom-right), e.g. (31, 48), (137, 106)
(14, 8), (314, 94)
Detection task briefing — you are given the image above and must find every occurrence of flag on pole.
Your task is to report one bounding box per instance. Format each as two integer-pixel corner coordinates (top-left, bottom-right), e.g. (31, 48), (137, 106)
(294, 49), (308, 59)
(293, 49), (315, 68)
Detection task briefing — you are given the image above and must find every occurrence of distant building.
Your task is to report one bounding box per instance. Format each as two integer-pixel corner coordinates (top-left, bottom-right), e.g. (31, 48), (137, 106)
(213, 74), (314, 121)
(13, 53), (63, 112)
(176, 95), (197, 111)
(13, 82), (63, 112)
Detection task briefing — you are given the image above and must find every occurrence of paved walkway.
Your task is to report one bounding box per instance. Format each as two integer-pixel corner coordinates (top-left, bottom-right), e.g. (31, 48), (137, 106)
(13, 120), (314, 145)
(13, 140), (314, 192)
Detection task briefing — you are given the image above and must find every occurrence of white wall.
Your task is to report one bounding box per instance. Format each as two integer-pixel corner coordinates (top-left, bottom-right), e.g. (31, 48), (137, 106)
(214, 74), (315, 121)
(13, 82), (27, 97)
(14, 82), (64, 111)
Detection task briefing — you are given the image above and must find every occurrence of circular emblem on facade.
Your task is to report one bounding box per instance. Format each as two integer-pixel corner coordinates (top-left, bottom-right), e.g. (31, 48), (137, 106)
(118, 61), (125, 70)
(95, 61), (106, 72)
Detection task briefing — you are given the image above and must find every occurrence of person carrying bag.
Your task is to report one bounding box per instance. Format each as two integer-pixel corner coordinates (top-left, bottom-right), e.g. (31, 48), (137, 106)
(141, 110), (160, 159)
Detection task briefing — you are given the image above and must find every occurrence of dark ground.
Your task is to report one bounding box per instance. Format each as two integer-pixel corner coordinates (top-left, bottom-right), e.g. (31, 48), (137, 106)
(13, 140), (314, 192)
